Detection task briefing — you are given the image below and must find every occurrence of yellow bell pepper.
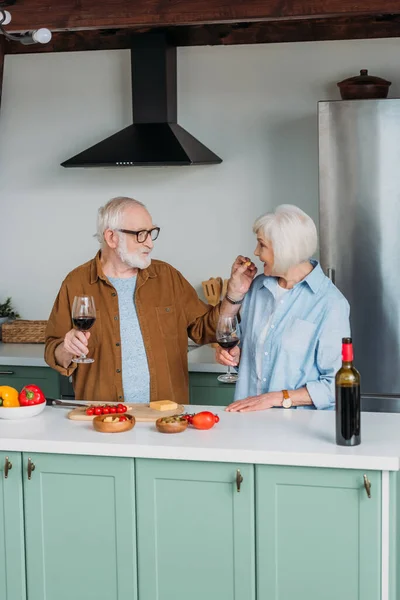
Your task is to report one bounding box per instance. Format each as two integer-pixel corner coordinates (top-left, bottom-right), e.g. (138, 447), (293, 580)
(0, 386), (20, 407)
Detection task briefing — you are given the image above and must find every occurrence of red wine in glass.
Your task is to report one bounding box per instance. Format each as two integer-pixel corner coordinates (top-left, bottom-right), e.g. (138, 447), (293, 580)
(71, 296), (96, 364)
(216, 315), (239, 383)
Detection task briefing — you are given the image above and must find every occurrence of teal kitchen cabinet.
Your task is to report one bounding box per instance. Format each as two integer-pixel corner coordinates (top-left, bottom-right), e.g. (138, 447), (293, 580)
(0, 365), (60, 398)
(22, 453), (137, 600)
(256, 465), (381, 600)
(189, 372), (235, 406)
(136, 458), (255, 600)
(0, 451), (26, 600)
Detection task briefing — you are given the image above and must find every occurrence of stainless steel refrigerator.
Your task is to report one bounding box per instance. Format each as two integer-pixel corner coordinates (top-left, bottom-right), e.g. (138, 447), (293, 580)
(319, 99), (400, 412)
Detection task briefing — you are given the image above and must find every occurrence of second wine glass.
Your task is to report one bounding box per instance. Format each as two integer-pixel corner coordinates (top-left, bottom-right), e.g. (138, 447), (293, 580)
(216, 315), (239, 383)
(71, 295), (96, 364)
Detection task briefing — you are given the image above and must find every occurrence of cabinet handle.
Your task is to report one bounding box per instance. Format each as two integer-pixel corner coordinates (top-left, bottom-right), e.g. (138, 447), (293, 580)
(27, 458), (35, 480)
(0, 371), (15, 375)
(4, 456), (12, 478)
(236, 469), (243, 492)
(363, 474), (371, 499)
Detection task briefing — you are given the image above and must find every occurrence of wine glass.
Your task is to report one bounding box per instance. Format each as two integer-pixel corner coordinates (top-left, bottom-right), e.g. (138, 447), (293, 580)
(216, 315), (239, 383)
(71, 296), (96, 364)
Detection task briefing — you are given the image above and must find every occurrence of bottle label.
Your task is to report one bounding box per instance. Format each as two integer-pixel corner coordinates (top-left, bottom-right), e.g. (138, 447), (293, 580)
(342, 343), (354, 362)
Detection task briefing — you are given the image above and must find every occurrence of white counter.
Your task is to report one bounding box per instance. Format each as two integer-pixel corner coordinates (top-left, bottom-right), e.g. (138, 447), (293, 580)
(0, 342), (226, 373)
(1, 405), (400, 471)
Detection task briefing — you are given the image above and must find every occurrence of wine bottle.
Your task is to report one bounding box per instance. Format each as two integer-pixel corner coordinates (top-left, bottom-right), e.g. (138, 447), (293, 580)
(335, 337), (361, 446)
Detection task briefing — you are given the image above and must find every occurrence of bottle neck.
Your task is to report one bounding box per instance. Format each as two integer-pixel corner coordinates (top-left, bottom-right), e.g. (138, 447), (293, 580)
(342, 343), (354, 362)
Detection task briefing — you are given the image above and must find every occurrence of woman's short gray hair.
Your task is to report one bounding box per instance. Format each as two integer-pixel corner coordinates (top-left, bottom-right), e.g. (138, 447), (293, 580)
(253, 204), (318, 273)
(95, 196), (145, 245)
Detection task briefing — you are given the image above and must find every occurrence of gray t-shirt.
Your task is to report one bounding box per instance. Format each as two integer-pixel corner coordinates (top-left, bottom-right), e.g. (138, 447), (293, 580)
(108, 276), (150, 403)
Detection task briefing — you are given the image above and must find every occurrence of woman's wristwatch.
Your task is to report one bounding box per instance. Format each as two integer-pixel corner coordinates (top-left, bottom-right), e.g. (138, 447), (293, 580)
(282, 389), (293, 409)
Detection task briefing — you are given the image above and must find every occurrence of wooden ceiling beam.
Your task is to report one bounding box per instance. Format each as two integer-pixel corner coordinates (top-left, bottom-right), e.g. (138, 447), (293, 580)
(4, 15), (400, 55)
(3, 0), (400, 32)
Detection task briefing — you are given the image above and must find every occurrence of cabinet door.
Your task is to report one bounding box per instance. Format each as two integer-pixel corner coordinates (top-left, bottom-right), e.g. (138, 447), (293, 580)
(189, 372), (236, 406)
(256, 465), (381, 600)
(136, 459), (255, 600)
(0, 451), (26, 600)
(23, 453), (137, 600)
(0, 365), (60, 398)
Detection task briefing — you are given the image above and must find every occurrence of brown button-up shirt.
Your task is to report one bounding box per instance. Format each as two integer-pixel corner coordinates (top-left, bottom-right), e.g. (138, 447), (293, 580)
(45, 252), (220, 403)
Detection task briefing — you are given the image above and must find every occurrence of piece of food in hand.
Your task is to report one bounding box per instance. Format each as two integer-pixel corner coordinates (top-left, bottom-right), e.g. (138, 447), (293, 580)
(0, 385), (20, 407)
(190, 411), (220, 430)
(150, 400), (178, 411)
(19, 384), (46, 406)
(244, 261), (251, 267)
(156, 415), (188, 434)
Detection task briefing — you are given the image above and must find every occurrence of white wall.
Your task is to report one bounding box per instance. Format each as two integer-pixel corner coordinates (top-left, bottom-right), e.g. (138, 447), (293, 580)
(0, 38), (399, 318)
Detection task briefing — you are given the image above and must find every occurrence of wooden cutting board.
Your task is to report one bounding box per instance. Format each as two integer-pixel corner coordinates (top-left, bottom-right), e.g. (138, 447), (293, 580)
(68, 402), (185, 422)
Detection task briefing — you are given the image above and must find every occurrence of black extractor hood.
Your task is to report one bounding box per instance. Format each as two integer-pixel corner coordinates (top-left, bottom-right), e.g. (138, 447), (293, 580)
(61, 33), (222, 167)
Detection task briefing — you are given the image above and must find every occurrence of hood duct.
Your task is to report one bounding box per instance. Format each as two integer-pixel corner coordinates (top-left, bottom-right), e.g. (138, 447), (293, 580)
(61, 33), (222, 167)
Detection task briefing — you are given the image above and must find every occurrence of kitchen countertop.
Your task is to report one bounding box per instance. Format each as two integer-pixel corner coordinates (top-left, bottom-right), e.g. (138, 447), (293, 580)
(0, 342), (227, 373)
(1, 405), (400, 471)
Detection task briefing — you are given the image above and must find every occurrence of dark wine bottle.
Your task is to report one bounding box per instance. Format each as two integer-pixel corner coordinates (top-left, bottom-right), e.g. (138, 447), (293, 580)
(335, 337), (361, 446)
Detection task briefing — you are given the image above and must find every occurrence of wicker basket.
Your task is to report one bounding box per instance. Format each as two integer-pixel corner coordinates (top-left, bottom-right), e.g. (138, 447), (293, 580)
(1, 320), (47, 344)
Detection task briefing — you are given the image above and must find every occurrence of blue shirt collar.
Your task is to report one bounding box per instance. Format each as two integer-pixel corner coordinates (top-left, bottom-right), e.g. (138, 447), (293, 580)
(260, 260), (324, 294)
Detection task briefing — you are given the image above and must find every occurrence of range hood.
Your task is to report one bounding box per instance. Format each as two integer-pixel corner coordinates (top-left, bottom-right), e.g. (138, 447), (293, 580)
(61, 33), (222, 167)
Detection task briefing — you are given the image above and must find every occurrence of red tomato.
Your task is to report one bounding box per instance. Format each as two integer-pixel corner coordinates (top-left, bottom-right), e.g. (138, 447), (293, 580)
(182, 414), (193, 424)
(190, 411), (219, 430)
(102, 407), (110, 414)
(86, 407), (94, 416)
(117, 404), (127, 413)
(109, 406), (117, 414)
(118, 415), (128, 422)
(94, 407), (102, 416)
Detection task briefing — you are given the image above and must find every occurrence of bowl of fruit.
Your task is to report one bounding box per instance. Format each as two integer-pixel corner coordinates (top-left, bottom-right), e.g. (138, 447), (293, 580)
(155, 415), (189, 434)
(0, 384), (46, 420)
(92, 413), (135, 433)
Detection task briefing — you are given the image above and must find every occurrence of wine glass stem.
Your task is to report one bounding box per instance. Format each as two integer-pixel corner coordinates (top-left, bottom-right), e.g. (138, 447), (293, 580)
(227, 365), (231, 375)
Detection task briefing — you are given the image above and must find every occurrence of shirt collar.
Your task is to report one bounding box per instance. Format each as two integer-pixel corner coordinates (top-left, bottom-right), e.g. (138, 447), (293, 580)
(259, 260), (324, 295)
(90, 251), (157, 284)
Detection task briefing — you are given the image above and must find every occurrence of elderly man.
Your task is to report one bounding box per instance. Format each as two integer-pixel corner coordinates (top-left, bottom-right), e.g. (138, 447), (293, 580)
(45, 196), (253, 403)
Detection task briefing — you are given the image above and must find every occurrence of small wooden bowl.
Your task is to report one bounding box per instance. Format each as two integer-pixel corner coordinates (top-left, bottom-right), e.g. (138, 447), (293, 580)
(156, 417), (188, 434)
(93, 413), (135, 433)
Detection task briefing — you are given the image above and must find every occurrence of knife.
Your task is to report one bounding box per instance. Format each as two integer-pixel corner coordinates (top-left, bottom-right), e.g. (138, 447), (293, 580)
(47, 398), (91, 409)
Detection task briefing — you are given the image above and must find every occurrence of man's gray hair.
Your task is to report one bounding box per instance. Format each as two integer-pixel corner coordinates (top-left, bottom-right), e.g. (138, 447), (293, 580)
(96, 197), (146, 245)
(253, 204), (318, 273)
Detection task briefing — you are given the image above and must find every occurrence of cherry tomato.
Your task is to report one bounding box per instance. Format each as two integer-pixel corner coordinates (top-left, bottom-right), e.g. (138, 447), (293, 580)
(86, 407), (94, 416)
(94, 407), (102, 416)
(110, 406), (117, 414)
(102, 407), (110, 414)
(117, 404), (127, 413)
(190, 411), (219, 430)
(118, 415), (128, 422)
(182, 414), (193, 424)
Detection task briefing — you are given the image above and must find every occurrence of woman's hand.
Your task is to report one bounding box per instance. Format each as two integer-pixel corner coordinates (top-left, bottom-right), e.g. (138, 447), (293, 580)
(226, 255), (257, 300)
(215, 344), (240, 367)
(225, 392), (282, 412)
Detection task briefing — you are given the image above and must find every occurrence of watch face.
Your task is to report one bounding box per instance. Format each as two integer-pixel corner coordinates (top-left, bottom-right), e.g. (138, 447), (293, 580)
(282, 397), (292, 409)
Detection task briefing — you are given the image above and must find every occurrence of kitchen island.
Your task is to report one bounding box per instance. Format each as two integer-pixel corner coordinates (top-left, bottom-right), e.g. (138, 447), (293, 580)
(0, 406), (399, 600)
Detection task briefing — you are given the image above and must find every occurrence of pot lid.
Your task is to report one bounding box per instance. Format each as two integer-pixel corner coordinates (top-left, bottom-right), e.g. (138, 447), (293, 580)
(337, 69), (392, 88)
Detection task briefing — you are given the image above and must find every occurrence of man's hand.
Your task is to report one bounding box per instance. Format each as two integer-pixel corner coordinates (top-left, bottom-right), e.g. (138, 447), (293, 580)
(55, 329), (91, 368)
(226, 255), (257, 301)
(225, 392), (282, 412)
(215, 344), (240, 367)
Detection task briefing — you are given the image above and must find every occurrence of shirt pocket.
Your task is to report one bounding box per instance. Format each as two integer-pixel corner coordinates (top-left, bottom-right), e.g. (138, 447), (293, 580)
(156, 306), (178, 338)
(281, 318), (317, 355)
(88, 310), (103, 346)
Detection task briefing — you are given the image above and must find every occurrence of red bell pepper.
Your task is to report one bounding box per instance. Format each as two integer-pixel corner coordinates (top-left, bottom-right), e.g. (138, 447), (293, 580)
(19, 384), (46, 406)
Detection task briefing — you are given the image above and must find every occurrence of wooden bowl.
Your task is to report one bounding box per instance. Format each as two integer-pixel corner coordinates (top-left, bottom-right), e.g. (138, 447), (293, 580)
(156, 417), (188, 434)
(93, 413), (135, 433)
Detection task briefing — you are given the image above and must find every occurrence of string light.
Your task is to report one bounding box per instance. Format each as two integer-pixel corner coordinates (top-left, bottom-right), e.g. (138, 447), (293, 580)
(0, 8), (52, 45)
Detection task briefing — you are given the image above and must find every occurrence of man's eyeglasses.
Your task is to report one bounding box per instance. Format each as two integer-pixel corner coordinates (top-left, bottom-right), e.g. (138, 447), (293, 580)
(117, 227), (160, 243)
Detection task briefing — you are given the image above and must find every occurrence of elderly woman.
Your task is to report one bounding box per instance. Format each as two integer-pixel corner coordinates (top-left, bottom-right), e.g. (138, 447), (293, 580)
(217, 204), (350, 412)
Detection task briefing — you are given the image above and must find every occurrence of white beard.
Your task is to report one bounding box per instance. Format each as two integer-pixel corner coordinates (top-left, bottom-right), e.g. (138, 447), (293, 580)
(116, 236), (152, 269)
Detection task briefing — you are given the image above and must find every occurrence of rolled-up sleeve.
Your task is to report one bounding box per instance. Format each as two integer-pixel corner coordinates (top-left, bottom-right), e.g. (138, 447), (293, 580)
(306, 298), (351, 410)
(44, 278), (77, 377)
